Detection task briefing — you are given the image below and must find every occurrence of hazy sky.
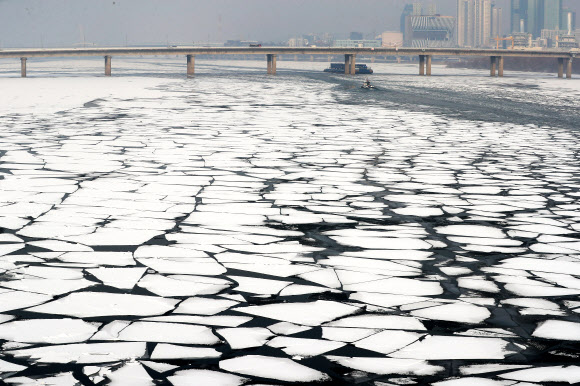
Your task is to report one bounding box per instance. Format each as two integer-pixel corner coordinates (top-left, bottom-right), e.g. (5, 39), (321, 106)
(0, 0), (577, 47)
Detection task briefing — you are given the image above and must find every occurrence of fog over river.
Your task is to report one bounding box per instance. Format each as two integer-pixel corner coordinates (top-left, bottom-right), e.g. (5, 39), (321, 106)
(0, 58), (579, 385)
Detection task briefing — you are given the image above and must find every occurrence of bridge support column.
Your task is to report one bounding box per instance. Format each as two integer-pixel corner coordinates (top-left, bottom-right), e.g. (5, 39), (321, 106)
(350, 54), (356, 75)
(426, 55), (432, 76)
(490, 56), (497, 77)
(345, 54), (356, 75)
(104, 55), (112, 76)
(267, 54), (277, 75)
(497, 56), (504, 77)
(566, 58), (573, 79)
(187, 55), (195, 77)
(558, 58), (564, 78)
(419, 55), (425, 76)
(20, 57), (27, 78)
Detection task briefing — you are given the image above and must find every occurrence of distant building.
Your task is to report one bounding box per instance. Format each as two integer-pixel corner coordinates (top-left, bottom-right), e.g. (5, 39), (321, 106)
(543, 0), (562, 30)
(413, 3), (422, 16)
(225, 40), (259, 47)
(492, 6), (504, 39)
(560, 8), (576, 34)
(400, 4), (414, 33)
(425, 3), (437, 16)
(350, 32), (364, 40)
(288, 38), (308, 47)
(457, 0), (493, 47)
(381, 31), (404, 47)
(510, 0), (566, 38)
(405, 15), (456, 47)
(556, 34), (579, 49)
(512, 32), (532, 47)
(333, 40), (381, 48)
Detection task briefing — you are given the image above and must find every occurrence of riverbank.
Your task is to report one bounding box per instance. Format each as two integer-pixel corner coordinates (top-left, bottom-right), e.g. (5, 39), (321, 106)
(447, 56), (579, 73)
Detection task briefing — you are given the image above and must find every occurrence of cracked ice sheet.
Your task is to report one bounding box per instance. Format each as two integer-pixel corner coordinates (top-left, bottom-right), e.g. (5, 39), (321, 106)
(2, 60), (580, 384)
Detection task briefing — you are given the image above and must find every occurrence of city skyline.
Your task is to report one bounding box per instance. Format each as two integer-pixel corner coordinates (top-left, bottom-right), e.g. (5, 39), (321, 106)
(0, 0), (578, 48)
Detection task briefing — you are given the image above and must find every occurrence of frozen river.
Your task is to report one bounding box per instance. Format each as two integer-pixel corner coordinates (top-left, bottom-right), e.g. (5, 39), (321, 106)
(0, 58), (579, 385)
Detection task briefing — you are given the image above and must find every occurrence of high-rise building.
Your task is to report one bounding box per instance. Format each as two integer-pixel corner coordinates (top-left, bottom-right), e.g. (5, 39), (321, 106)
(457, 0), (493, 47)
(413, 3), (422, 16)
(526, 0), (543, 38)
(560, 8), (576, 34)
(510, 0), (565, 38)
(543, 0), (561, 30)
(349, 32), (363, 40)
(457, 0), (467, 46)
(492, 6), (504, 39)
(401, 4), (414, 33)
(426, 3), (437, 16)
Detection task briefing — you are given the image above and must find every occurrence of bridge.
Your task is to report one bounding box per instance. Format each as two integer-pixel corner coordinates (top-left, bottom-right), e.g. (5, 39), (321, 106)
(0, 46), (576, 79)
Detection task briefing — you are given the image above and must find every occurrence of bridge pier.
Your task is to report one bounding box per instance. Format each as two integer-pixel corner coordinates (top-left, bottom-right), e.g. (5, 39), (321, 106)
(419, 55), (425, 75)
(490, 56), (497, 77)
(344, 54), (356, 75)
(267, 54), (277, 75)
(498, 56), (504, 77)
(104, 55), (112, 76)
(20, 57), (27, 78)
(566, 58), (573, 79)
(558, 58), (564, 78)
(426, 55), (432, 76)
(187, 55), (195, 77)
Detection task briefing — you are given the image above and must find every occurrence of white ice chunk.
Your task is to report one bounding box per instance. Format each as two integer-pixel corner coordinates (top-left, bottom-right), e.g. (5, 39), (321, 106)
(344, 278), (443, 296)
(220, 355), (330, 383)
(499, 366), (580, 384)
(533, 320), (580, 341)
(432, 378), (515, 386)
(0, 358), (26, 373)
(7, 342), (146, 364)
(0, 291), (52, 313)
(236, 300), (359, 326)
(267, 322), (311, 336)
(436, 225), (506, 238)
(87, 267), (147, 289)
(217, 327), (273, 349)
(322, 327), (380, 343)
(326, 356), (444, 376)
(267, 336), (345, 357)
(174, 297), (238, 315)
(26, 292), (178, 317)
(325, 314), (426, 330)
(0, 318), (99, 344)
(110, 322), (219, 345)
(151, 344), (221, 360)
(390, 336), (511, 359)
(107, 362), (154, 386)
(138, 274), (230, 297)
(168, 369), (247, 386)
(411, 303), (491, 324)
(355, 330), (423, 354)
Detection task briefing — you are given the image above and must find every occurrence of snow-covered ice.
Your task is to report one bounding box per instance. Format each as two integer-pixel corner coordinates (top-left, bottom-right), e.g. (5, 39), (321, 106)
(0, 58), (579, 384)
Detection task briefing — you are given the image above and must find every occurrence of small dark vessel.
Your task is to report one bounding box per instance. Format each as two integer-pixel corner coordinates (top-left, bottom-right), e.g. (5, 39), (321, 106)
(361, 79), (375, 89)
(324, 63), (373, 74)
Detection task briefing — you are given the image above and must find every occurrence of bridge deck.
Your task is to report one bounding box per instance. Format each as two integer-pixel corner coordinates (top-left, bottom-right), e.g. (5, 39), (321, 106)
(0, 46), (576, 59)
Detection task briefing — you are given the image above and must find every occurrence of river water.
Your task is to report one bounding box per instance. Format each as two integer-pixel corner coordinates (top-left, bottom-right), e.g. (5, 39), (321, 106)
(0, 58), (579, 385)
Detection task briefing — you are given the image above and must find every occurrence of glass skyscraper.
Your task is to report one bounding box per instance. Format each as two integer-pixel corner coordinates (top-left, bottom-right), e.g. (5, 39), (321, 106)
(510, 0), (562, 38)
(543, 0), (562, 30)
